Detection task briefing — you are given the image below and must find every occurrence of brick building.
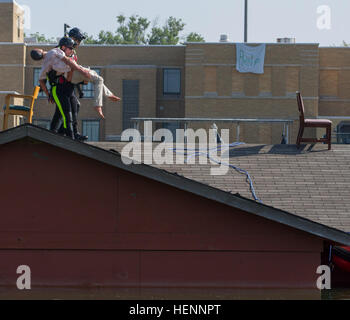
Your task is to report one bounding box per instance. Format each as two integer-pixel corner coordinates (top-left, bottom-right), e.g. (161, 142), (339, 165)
(1, 0), (350, 144)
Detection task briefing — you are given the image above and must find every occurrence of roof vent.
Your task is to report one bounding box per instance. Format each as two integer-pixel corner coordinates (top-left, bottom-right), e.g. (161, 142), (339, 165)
(24, 37), (38, 44)
(277, 37), (296, 44)
(220, 34), (229, 42)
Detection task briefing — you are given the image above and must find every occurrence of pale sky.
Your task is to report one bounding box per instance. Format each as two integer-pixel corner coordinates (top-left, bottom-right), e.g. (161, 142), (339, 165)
(17, 0), (349, 46)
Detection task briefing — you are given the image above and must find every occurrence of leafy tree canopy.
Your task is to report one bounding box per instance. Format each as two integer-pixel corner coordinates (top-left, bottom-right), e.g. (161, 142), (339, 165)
(26, 15), (205, 45)
(186, 32), (205, 43)
(25, 32), (57, 43)
(84, 14), (205, 45)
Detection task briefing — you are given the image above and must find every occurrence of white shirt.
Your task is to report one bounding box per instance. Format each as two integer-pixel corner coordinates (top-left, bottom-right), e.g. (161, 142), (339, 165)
(38, 48), (71, 80)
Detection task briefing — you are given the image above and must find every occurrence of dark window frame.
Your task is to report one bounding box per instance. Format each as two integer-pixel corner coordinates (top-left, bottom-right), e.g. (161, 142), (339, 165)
(163, 68), (181, 96)
(33, 68), (49, 98)
(17, 16), (21, 38)
(81, 68), (101, 99)
(82, 119), (101, 142)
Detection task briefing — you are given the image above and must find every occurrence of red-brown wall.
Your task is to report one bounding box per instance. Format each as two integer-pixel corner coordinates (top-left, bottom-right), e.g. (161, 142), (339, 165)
(0, 138), (324, 295)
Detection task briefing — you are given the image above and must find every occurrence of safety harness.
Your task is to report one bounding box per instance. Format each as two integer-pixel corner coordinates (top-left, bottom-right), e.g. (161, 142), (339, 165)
(46, 70), (84, 97)
(46, 70), (66, 87)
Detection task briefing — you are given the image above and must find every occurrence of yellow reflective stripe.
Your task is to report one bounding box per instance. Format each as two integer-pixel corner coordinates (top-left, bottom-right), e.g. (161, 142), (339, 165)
(52, 86), (67, 129)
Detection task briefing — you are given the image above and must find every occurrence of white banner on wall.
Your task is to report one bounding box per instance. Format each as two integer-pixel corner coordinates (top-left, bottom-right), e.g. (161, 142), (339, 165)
(236, 43), (266, 74)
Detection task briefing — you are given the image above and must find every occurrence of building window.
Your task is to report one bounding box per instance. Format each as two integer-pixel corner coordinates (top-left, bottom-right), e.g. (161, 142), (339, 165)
(162, 122), (180, 142)
(82, 120), (100, 142)
(81, 69), (101, 98)
(17, 16), (21, 38)
(33, 68), (49, 98)
(163, 68), (181, 95)
(33, 119), (50, 130)
(33, 68), (102, 99)
(122, 80), (139, 130)
(336, 121), (350, 144)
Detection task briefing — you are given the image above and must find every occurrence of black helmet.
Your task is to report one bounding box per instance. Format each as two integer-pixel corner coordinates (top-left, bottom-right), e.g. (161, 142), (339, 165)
(58, 37), (75, 49)
(68, 27), (86, 42)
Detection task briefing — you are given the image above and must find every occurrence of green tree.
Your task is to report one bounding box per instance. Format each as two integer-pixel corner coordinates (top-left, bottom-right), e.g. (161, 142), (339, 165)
(28, 32), (56, 43)
(97, 31), (121, 44)
(186, 32), (205, 43)
(148, 17), (185, 45)
(116, 14), (150, 44)
(83, 33), (99, 44)
(28, 15), (205, 45)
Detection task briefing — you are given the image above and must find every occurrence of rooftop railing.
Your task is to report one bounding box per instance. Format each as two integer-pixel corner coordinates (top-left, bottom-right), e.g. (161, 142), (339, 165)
(131, 117), (295, 144)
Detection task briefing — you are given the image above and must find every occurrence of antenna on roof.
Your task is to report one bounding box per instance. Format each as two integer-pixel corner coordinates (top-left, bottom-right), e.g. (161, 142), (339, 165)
(244, 0), (248, 42)
(64, 23), (71, 37)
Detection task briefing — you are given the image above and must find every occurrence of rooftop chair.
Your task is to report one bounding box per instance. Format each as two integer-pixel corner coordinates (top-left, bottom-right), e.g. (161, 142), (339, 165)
(296, 91), (332, 150)
(3, 86), (40, 131)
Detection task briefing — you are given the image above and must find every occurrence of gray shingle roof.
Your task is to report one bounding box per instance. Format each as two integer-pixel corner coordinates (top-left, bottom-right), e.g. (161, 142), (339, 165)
(91, 142), (350, 233)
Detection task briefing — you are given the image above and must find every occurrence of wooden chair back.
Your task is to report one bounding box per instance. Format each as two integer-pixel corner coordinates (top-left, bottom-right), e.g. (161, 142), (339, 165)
(2, 86), (41, 130)
(296, 91), (305, 123)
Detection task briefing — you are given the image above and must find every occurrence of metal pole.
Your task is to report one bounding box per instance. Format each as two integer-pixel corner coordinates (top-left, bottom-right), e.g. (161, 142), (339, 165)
(237, 123), (241, 142)
(244, 0), (248, 43)
(64, 24), (71, 37)
(282, 123), (287, 144)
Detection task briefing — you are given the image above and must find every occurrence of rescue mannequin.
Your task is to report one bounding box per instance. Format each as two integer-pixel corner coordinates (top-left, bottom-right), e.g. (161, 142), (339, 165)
(68, 27), (121, 120)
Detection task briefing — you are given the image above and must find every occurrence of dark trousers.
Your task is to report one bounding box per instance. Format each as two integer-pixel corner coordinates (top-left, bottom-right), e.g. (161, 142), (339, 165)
(56, 93), (80, 136)
(50, 82), (75, 139)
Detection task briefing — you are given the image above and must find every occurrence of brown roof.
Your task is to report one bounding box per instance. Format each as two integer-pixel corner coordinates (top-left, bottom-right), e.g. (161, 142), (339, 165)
(91, 142), (350, 233)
